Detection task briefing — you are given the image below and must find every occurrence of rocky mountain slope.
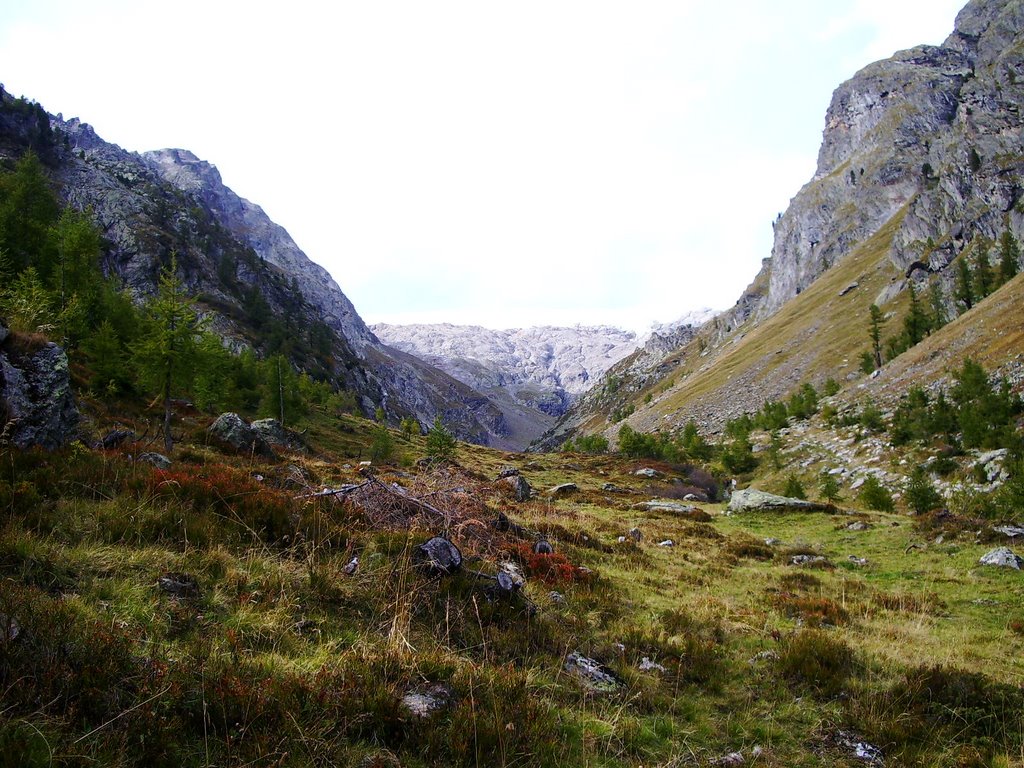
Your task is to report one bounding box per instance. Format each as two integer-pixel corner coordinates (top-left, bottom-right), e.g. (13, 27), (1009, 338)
(373, 323), (642, 447)
(543, 0), (1024, 447)
(0, 90), (508, 444)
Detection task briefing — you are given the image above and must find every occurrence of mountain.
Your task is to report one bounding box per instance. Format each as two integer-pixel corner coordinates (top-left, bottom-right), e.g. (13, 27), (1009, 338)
(542, 0), (1024, 447)
(373, 323), (642, 447)
(0, 91), (509, 444)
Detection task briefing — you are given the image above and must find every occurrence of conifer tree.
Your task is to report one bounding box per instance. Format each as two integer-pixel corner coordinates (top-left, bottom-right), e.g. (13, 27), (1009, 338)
(425, 416), (457, 463)
(955, 257), (975, 311)
(975, 242), (993, 299)
(1000, 229), (1020, 284)
(132, 258), (208, 455)
(902, 282), (927, 347)
(868, 304), (885, 369)
(81, 319), (127, 395)
(927, 281), (947, 332)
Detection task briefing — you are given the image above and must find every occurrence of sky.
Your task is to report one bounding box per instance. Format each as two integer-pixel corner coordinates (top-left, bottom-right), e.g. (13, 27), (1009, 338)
(0, 1), (966, 332)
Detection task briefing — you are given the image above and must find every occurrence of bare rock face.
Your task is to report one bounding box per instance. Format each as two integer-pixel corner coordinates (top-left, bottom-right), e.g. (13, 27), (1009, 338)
(743, 0), (1024, 322)
(0, 334), (79, 450)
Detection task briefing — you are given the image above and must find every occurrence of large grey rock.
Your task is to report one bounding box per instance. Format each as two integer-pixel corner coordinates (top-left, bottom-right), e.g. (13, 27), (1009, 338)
(139, 453), (172, 470)
(727, 489), (830, 514)
(0, 341), (79, 450)
(251, 418), (307, 453)
(500, 473), (533, 502)
(413, 537), (462, 575)
(548, 482), (578, 497)
(978, 547), (1023, 569)
(208, 413), (275, 458)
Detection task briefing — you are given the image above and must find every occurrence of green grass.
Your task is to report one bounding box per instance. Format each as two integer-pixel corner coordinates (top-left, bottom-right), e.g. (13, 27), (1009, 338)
(1, 400), (1023, 767)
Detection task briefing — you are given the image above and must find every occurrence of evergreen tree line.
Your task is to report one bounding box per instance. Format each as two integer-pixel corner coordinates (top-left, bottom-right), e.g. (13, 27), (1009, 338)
(862, 232), (1020, 373)
(0, 152), (357, 443)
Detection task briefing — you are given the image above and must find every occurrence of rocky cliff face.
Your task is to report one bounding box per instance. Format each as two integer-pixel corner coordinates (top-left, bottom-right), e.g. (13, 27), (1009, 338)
(373, 323), (641, 448)
(0, 90), (506, 444)
(543, 0), (1024, 445)
(729, 0), (1024, 328)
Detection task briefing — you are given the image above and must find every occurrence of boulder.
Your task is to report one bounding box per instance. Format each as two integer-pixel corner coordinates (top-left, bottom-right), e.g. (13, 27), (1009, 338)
(978, 547), (1023, 569)
(634, 468), (660, 478)
(413, 537), (462, 575)
(727, 488), (830, 514)
(533, 539), (554, 555)
(0, 340), (79, 449)
(251, 418), (307, 452)
(500, 474), (533, 502)
(208, 413), (275, 458)
(98, 429), (135, 449)
(548, 482), (578, 497)
(139, 452), (172, 470)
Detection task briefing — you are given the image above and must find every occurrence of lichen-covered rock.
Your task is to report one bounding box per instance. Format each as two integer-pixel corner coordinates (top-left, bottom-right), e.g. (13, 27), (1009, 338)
(548, 482), (578, 497)
(565, 652), (622, 692)
(500, 473), (533, 502)
(139, 453), (172, 470)
(978, 547), (1023, 569)
(727, 489), (830, 514)
(0, 340), (79, 450)
(208, 413), (275, 458)
(251, 418), (307, 452)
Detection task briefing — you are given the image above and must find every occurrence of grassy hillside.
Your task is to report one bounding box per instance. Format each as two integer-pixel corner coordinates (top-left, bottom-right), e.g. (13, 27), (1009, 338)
(2, 391), (1022, 767)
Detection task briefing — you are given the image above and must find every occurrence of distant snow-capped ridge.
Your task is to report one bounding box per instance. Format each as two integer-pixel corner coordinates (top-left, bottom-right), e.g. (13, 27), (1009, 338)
(371, 322), (641, 397)
(648, 307), (720, 336)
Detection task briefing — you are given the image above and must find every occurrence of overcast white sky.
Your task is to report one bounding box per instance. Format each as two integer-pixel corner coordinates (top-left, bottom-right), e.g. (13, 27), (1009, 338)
(1, 1), (965, 331)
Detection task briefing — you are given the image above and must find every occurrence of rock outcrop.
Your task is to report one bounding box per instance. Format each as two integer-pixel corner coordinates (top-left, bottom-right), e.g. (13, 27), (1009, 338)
(0, 329), (79, 450)
(726, 489), (831, 514)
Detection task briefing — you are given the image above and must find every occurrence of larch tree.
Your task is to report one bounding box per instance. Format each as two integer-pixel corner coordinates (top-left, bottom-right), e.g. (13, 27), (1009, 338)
(133, 258), (207, 455)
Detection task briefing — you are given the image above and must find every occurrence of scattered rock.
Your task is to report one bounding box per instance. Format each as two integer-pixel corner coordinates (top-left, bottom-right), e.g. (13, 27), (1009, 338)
(157, 572), (200, 599)
(549, 591), (566, 605)
(533, 539), (554, 555)
(727, 488), (830, 514)
(496, 466), (520, 479)
(633, 500), (711, 521)
(639, 656), (666, 673)
(0, 612), (20, 642)
(848, 555), (869, 566)
(413, 537), (462, 575)
(98, 428), (135, 449)
(791, 555), (828, 567)
(602, 482), (630, 493)
(978, 547), (1023, 569)
(748, 650), (779, 664)
(658, 539), (674, 547)
(712, 752), (745, 767)
(358, 749), (401, 768)
(402, 683), (454, 717)
(139, 452), (172, 470)
(847, 522), (870, 531)
(500, 473), (533, 502)
(251, 418), (307, 452)
(342, 556), (359, 576)
(839, 281), (860, 296)
(764, 538), (781, 546)
(627, 527), (642, 543)
(208, 413), (275, 458)
(565, 652), (621, 692)
(498, 561), (526, 590)
(830, 730), (884, 766)
(634, 468), (660, 478)
(995, 525), (1024, 539)
(548, 482), (578, 497)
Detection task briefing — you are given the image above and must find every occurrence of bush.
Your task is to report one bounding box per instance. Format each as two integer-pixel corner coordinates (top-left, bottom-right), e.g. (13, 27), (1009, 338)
(818, 471), (843, 504)
(783, 474), (807, 499)
(777, 629), (856, 698)
(425, 416), (457, 463)
(858, 475), (895, 512)
(905, 466), (942, 514)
